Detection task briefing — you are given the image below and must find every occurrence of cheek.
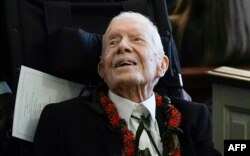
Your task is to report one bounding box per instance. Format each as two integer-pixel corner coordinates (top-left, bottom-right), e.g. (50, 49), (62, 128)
(144, 50), (158, 65)
(145, 53), (160, 75)
(138, 52), (153, 71)
(102, 67), (113, 84)
(102, 54), (113, 68)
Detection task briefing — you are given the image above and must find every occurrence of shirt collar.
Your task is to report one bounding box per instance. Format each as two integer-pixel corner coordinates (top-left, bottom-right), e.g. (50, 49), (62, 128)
(142, 93), (156, 122)
(108, 90), (156, 124)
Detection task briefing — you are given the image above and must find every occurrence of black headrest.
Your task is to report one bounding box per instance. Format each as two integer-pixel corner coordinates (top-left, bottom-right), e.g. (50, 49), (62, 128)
(48, 28), (102, 84)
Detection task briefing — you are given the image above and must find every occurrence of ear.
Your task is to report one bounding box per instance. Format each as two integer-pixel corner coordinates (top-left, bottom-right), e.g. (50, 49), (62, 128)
(158, 55), (169, 77)
(98, 60), (104, 78)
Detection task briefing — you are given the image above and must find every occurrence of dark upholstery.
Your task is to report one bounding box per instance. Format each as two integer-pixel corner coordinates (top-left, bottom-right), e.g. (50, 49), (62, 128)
(48, 28), (102, 84)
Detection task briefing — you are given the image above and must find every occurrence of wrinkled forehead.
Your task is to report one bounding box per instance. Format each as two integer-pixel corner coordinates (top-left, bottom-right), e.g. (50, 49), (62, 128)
(103, 18), (152, 45)
(106, 18), (150, 35)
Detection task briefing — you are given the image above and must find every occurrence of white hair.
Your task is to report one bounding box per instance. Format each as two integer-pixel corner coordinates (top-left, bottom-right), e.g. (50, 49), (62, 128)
(103, 11), (165, 59)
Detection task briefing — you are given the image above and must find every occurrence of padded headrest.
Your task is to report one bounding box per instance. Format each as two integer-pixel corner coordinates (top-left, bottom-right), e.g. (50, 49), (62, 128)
(48, 28), (102, 84)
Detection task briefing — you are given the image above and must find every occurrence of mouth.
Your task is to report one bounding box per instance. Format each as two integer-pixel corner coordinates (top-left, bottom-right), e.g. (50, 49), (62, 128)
(114, 59), (137, 68)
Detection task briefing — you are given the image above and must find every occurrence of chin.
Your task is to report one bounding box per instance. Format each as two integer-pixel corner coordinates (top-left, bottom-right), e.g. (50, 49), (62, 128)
(112, 78), (145, 89)
(104, 72), (145, 87)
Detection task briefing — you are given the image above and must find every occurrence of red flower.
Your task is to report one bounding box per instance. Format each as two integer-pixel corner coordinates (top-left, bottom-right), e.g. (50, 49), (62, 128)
(110, 115), (120, 127)
(123, 132), (135, 156)
(124, 146), (135, 156)
(156, 95), (163, 107)
(123, 132), (134, 142)
(168, 118), (180, 127)
(170, 106), (181, 117)
(101, 96), (109, 104)
(106, 104), (116, 113)
(121, 126), (129, 132)
(168, 105), (181, 127)
(173, 150), (181, 156)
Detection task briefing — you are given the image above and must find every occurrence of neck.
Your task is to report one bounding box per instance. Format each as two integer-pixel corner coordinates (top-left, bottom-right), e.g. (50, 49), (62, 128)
(111, 84), (154, 103)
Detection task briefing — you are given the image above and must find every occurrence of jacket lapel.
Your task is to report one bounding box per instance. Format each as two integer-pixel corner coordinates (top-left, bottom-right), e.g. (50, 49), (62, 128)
(84, 96), (122, 156)
(156, 106), (165, 137)
(98, 120), (122, 156)
(82, 95), (105, 115)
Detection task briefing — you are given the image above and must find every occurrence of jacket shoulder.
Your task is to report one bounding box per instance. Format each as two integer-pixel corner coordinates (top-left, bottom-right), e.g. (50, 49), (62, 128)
(170, 97), (209, 116)
(41, 96), (104, 117)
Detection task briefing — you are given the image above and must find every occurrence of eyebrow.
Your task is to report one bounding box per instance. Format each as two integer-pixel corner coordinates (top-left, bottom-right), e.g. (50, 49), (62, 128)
(106, 33), (121, 40)
(131, 34), (145, 38)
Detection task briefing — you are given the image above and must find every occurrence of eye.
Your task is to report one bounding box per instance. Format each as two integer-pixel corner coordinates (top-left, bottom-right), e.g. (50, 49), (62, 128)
(108, 40), (118, 47)
(132, 37), (144, 43)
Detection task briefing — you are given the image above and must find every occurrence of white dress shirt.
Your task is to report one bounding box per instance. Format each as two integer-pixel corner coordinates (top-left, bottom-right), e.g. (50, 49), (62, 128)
(109, 91), (163, 155)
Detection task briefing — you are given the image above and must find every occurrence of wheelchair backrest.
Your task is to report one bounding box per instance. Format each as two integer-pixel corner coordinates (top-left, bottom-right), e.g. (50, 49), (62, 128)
(5, 0), (185, 98)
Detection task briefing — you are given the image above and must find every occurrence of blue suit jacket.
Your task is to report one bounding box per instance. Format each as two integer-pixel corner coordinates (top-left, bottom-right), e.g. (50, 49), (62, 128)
(34, 95), (221, 156)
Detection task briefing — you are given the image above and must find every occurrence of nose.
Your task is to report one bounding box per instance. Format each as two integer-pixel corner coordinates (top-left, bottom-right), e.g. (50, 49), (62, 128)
(117, 38), (132, 54)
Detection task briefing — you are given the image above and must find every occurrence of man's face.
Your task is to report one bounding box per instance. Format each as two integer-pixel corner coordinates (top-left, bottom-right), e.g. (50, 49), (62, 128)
(98, 18), (166, 90)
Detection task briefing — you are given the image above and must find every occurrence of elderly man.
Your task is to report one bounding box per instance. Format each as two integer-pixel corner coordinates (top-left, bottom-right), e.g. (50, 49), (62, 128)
(34, 12), (220, 156)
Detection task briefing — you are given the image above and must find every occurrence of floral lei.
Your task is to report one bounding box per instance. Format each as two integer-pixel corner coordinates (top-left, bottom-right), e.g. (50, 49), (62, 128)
(99, 93), (182, 156)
